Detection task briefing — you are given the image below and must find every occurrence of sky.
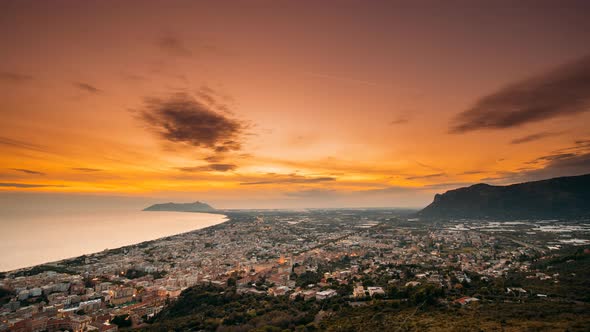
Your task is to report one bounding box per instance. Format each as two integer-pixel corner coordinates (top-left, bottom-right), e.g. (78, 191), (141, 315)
(1, 0), (590, 209)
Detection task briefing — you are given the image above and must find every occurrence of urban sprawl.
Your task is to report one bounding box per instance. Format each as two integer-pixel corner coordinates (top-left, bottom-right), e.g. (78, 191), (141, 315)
(2, 210), (589, 331)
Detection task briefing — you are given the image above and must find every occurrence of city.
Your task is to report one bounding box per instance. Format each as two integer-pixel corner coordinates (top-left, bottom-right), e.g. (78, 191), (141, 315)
(2, 210), (589, 331)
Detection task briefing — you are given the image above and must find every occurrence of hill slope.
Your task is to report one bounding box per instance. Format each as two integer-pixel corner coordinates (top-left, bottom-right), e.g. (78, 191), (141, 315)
(418, 174), (590, 219)
(143, 201), (216, 213)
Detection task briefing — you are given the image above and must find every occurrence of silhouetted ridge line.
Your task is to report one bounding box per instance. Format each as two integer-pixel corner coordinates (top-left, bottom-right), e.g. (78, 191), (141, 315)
(418, 174), (590, 219)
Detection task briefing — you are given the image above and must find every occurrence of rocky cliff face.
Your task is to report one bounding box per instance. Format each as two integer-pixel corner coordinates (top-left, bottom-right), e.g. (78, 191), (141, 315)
(418, 174), (590, 219)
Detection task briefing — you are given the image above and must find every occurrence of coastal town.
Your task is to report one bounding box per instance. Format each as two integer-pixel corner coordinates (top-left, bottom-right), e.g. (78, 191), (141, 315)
(1, 209), (589, 331)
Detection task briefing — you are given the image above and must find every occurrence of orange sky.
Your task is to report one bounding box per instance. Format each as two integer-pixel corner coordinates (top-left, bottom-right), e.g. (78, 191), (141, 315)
(1, 0), (590, 208)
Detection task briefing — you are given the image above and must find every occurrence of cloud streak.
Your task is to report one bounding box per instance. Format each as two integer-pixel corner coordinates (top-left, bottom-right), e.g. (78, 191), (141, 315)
(176, 163), (237, 172)
(405, 173), (446, 180)
(241, 174), (336, 185)
(0, 71), (33, 83)
(157, 36), (192, 57)
(138, 92), (246, 154)
(451, 54), (590, 133)
(0, 136), (47, 153)
(510, 131), (563, 144)
(10, 168), (45, 175)
(74, 82), (102, 94)
(390, 117), (409, 125)
(0, 183), (66, 188)
(71, 167), (103, 172)
(483, 139), (590, 184)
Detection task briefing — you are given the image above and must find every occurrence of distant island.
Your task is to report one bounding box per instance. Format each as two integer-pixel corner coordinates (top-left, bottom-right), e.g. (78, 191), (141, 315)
(143, 201), (216, 213)
(419, 173), (590, 219)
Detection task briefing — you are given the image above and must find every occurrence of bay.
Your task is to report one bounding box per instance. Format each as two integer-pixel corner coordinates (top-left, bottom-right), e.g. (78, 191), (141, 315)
(0, 209), (226, 272)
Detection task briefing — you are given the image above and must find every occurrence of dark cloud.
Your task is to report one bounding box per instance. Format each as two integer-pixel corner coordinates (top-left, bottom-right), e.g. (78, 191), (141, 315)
(405, 173), (446, 180)
(389, 117), (409, 125)
(510, 131), (563, 144)
(204, 155), (223, 163)
(451, 54), (590, 133)
(241, 174), (336, 185)
(574, 139), (590, 146)
(0, 136), (47, 153)
(157, 36), (192, 57)
(138, 92), (246, 154)
(10, 168), (45, 176)
(71, 167), (103, 172)
(0, 183), (66, 188)
(177, 163), (237, 172)
(460, 170), (484, 175)
(74, 82), (102, 94)
(483, 140), (590, 184)
(491, 154), (590, 183)
(0, 71), (33, 83)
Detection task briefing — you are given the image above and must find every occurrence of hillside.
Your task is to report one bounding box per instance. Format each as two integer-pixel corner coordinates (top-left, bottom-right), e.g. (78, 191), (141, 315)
(143, 201), (216, 213)
(418, 174), (590, 219)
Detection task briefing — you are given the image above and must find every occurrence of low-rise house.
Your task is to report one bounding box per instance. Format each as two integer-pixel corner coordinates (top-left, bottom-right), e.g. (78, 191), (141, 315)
(315, 289), (337, 300)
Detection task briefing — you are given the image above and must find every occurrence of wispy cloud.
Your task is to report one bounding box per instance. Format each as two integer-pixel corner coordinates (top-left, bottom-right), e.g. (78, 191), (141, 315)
(414, 161), (443, 172)
(0, 136), (47, 153)
(459, 170), (484, 175)
(0, 71), (33, 83)
(195, 86), (233, 114)
(74, 82), (102, 94)
(510, 131), (563, 144)
(241, 174), (336, 185)
(157, 36), (192, 57)
(390, 117), (409, 125)
(450, 54), (590, 133)
(10, 168), (45, 176)
(405, 173), (446, 180)
(483, 139), (590, 183)
(0, 183), (67, 188)
(138, 92), (247, 155)
(204, 155), (223, 163)
(71, 167), (103, 172)
(176, 163), (237, 172)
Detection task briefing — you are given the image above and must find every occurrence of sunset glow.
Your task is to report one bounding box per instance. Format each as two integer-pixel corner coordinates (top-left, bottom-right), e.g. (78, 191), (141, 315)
(2, 1), (590, 208)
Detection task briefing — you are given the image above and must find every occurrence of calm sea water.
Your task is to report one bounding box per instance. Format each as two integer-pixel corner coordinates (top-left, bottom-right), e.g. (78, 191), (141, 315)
(0, 209), (226, 272)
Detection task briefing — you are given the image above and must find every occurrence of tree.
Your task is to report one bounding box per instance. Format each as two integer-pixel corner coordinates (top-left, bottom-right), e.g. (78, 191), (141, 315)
(111, 314), (132, 328)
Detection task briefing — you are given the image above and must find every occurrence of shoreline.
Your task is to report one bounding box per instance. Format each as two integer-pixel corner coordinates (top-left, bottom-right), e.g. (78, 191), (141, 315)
(1, 211), (229, 274)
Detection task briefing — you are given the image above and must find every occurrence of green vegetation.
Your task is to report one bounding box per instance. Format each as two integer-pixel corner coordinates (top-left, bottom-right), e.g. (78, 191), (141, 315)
(122, 268), (167, 280)
(321, 301), (590, 331)
(112, 314), (133, 328)
(12, 264), (76, 277)
(0, 287), (14, 305)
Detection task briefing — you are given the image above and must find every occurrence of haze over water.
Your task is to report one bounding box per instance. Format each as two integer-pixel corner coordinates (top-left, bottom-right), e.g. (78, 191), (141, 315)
(0, 207), (226, 272)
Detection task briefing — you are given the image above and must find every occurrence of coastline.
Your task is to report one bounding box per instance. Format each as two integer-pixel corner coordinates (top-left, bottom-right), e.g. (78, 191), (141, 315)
(0, 211), (229, 274)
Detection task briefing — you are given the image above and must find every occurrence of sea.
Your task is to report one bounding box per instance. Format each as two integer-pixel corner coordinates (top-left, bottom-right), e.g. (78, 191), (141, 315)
(0, 207), (226, 272)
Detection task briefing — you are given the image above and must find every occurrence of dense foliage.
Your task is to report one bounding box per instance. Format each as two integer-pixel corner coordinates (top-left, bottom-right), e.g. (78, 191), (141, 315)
(142, 284), (340, 331)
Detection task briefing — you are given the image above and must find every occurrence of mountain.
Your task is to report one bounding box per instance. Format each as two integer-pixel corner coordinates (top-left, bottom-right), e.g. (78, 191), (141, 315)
(418, 174), (590, 219)
(143, 201), (216, 213)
